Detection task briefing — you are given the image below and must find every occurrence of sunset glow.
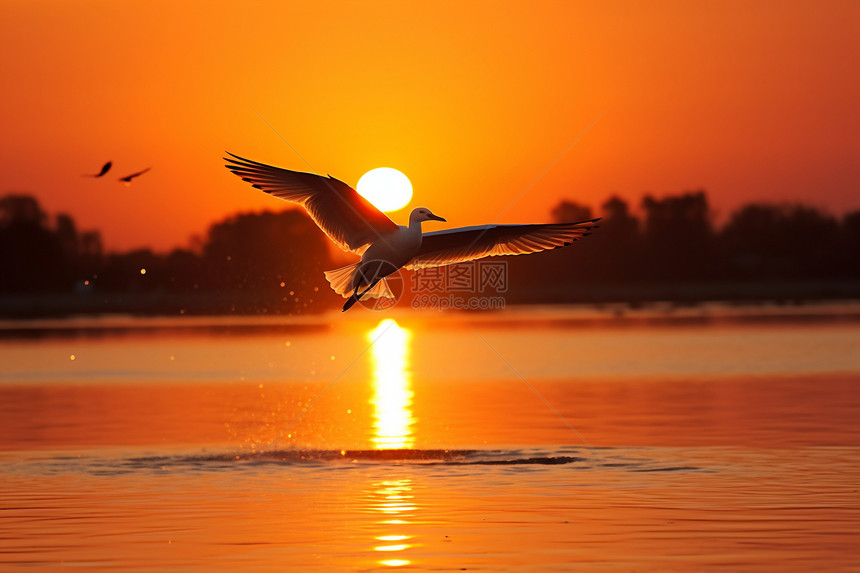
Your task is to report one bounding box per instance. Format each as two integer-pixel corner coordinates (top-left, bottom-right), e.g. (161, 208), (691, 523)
(0, 2), (856, 252)
(3, 4), (860, 565)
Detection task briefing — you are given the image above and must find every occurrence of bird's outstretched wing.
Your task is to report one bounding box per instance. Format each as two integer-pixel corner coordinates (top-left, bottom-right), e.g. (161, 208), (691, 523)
(224, 152), (398, 254)
(118, 167), (151, 183)
(405, 219), (600, 269)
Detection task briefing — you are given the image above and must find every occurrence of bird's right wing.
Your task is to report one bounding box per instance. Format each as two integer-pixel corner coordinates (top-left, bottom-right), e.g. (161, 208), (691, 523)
(405, 219), (600, 269)
(224, 153), (398, 254)
(119, 167), (151, 182)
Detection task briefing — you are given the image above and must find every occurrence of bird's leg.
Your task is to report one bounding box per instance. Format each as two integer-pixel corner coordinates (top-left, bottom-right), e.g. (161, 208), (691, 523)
(342, 284), (364, 312)
(356, 279), (380, 301)
(342, 279), (381, 312)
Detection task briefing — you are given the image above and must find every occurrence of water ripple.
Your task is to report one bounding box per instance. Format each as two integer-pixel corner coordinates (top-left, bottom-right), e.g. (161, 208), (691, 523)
(96, 447), (704, 474)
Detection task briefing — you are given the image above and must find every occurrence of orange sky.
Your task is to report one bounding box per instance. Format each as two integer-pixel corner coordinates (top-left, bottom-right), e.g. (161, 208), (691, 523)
(1, 0), (857, 252)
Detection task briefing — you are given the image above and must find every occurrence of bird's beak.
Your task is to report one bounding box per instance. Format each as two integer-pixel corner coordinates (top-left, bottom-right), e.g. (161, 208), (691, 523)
(429, 213), (446, 222)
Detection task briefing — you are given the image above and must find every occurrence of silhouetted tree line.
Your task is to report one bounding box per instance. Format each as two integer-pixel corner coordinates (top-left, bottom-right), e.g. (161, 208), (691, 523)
(1, 190), (858, 316)
(0, 194), (334, 315)
(507, 191), (860, 303)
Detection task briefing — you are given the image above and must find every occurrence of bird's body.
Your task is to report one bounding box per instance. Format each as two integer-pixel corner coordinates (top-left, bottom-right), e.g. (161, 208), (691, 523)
(362, 220), (422, 271)
(337, 209), (445, 310)
(84, 161), (112, 178)
(224, 152), (599, 312)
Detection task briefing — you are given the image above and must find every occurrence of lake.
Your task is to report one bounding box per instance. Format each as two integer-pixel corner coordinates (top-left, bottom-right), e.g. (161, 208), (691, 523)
(1, 304), (859, 570)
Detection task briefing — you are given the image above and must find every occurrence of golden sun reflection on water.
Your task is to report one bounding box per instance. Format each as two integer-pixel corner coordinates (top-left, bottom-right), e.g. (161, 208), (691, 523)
(367, 320), (417, 566)
(371, 479), (415, 567)
(368, 319), (414, 450)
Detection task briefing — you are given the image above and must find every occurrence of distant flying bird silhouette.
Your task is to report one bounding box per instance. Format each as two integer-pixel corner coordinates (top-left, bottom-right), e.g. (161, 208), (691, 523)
(84, 161), (112, 178)
(118, 167), (151, 185)
(224, 152), (599, 312)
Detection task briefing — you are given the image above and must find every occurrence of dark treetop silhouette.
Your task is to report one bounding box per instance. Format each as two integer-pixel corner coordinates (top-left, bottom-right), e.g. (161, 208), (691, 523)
(224, 152), (600, 311)
(1, 190), (858, 317)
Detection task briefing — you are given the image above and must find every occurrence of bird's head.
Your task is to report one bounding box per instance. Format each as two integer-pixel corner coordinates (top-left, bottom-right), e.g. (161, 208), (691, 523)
(409, 207), (446, 224)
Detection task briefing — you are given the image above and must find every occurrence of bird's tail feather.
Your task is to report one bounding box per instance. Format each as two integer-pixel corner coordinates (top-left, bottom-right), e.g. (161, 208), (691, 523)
(324, 264), (360, 298)
(324, 264), (396, 300)
(364, 277), (394, 299)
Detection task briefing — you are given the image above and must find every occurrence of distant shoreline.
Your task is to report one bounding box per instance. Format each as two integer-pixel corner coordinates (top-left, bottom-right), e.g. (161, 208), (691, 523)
(1, 283), (858, 322)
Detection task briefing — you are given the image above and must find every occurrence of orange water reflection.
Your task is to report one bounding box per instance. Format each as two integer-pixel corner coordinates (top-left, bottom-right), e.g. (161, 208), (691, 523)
(368, 319), (414, 449)
(2, 319), (860, 570)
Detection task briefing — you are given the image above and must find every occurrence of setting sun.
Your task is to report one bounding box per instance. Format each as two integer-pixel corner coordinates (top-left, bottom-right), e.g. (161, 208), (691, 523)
(356, 168), (413, 213)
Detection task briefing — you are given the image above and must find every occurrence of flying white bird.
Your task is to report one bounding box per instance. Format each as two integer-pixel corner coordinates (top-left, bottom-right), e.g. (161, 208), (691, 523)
(224, 153), (599, 312)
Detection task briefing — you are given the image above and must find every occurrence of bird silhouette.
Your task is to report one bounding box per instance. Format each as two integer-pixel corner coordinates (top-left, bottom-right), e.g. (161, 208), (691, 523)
(84, 161), (112, 178)
(118, 167), (151, 186)
(224, 152), (599, 312)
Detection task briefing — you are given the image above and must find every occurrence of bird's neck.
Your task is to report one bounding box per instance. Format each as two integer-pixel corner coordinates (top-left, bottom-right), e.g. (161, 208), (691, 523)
(407, 219), (424, 235)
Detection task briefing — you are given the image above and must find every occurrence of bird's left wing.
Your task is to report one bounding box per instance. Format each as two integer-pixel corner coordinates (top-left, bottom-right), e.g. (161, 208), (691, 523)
(224, 153), (398, 254)
(405, 219), (600, 269)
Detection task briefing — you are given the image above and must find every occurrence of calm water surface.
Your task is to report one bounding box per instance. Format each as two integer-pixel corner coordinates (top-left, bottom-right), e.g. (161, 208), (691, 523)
(1, 306), (859, 570)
